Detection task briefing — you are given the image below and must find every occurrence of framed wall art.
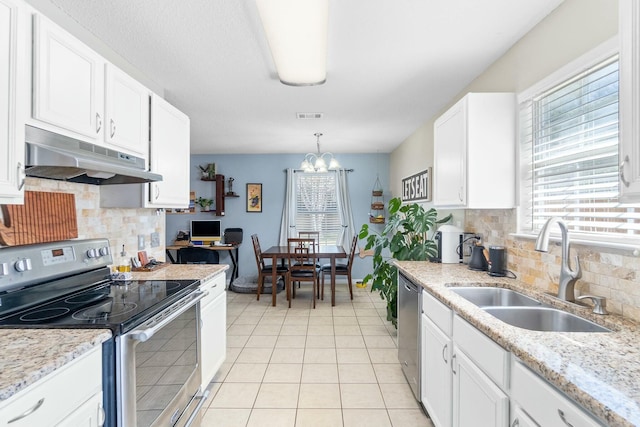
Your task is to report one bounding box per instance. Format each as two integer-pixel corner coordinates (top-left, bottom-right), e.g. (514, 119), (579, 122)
(246, 183), (262, 212)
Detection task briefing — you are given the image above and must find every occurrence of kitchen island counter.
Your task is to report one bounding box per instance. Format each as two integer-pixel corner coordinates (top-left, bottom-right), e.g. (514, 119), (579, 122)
(397, 261), (640, 427)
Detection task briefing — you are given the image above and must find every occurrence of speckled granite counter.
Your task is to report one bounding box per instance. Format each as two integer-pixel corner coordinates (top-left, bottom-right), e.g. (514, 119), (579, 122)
(130, 263), (228, 282)
(0, 265), (227, 403)
(396, 261), (640, 427)
(0, 329), (111, 401)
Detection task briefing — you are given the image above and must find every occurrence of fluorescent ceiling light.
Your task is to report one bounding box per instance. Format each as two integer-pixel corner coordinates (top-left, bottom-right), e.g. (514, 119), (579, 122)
(256, 0), (328, 86)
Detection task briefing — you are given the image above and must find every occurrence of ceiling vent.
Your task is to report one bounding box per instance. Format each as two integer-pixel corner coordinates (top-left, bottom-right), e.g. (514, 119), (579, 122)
(296, 112), (323, 119)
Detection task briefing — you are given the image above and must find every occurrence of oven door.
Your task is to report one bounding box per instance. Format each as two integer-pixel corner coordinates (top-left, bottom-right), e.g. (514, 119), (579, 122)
(116, 290), (206, 427)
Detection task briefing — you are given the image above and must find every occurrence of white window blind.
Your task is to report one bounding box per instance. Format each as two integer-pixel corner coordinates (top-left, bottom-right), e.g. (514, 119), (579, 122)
(294, 172), (342, 244)
(519, 56), (640, 241)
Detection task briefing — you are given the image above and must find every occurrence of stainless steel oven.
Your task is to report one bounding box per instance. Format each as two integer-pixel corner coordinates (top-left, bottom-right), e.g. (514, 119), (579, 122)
(0, 239), (208, 427)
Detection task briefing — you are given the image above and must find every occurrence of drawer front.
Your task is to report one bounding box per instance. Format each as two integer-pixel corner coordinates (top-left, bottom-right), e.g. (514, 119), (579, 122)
(0, 346), (102, 427)
(453, 314), (509, 390)
(200, 272), (225, 306)
(511, 359), (603, 427)
(422, 290), (452, 336)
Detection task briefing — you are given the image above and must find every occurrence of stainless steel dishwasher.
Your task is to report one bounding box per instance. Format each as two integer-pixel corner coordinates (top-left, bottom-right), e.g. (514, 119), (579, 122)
(398, 272), (421, 400)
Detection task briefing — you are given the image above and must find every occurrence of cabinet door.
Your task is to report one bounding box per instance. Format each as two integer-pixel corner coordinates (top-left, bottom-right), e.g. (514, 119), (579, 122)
(421, 313), (452, 427)
(148, 95), (190, 208)
(619, 0), (640, 201)
(55, 393), (104, 427)
(32, 14), (104, 140)
(0, 0), (26, 202)
(104, 64), (150, 159)
(434, 99), (466, 207)
(452, 348), (508, 427)
(200, 290), (227, 388)
(510, 405), (537, 427)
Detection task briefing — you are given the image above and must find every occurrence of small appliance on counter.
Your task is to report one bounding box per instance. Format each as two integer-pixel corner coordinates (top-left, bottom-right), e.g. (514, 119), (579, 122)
(468, 244), (489, 271)
(431, 225), (464, 263)
(488, 246), (507, 276)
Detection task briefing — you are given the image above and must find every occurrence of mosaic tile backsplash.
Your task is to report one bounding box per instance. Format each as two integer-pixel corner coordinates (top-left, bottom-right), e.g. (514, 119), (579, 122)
(465, 209), (640, 322)
(4, 178), (166, 265)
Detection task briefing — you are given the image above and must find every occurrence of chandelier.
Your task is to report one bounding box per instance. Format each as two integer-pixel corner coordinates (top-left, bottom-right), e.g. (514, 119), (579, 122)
(300, 133), (340, 172)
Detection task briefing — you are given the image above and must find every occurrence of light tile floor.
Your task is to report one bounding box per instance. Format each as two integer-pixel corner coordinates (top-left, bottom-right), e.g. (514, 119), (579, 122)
(201, 283), (435, 427)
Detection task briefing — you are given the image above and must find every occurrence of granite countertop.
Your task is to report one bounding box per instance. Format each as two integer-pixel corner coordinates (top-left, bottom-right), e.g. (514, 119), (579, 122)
(0, 329), (111, 401)
(396, 261), (640, 427)
(0, 265), (227, 403)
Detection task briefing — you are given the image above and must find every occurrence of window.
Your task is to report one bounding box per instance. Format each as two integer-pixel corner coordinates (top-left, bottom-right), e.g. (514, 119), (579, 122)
(294, 172), (342, 244)
(519, 53), (640, 243)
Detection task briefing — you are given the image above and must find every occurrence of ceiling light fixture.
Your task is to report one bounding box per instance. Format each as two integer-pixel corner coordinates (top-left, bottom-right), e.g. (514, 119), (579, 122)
(300, 133), (340, 172)
(255, 0), (328, 86)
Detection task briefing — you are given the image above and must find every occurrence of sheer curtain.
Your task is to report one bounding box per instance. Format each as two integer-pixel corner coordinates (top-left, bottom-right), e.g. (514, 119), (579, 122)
(279, 168), (296, 245)
(336, 169), (357, 251)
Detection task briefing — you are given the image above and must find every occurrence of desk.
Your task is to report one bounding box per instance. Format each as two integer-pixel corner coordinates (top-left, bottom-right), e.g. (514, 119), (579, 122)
(166, 244), (239, 285)
(262, 245), (346, 307)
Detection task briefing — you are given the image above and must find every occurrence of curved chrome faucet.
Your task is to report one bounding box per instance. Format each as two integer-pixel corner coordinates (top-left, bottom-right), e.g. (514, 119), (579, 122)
(535, 217), (582, 302)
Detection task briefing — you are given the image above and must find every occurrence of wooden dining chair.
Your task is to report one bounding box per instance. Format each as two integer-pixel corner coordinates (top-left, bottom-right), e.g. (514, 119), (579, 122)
(251, 234), (288, 301)
(286, 237), (319, 308)
(297, 231), (321, 269)
(320, 235), (357, 300)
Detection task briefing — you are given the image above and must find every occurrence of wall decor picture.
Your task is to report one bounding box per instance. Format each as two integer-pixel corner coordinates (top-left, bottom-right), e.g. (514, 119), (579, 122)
(246, 183), (262, 212)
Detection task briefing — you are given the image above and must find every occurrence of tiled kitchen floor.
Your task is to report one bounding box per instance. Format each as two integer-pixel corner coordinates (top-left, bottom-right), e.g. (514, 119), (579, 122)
(200, 282), (434, 427)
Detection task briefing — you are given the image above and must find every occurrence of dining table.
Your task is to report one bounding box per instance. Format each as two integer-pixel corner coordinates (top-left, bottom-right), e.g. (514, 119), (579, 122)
(261, 245), (347, 307)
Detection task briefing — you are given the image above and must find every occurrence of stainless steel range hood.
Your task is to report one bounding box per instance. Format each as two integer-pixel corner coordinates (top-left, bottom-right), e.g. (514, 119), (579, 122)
(25, 125), (162, 185)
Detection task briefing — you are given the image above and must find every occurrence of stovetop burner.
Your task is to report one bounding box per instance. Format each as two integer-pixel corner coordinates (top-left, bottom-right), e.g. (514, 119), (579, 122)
(0, 278), (200, 333)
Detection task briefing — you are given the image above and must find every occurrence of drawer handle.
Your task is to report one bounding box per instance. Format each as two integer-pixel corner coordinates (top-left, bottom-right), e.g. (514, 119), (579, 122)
(8, 398), (44, 423)
(511, 419), (519, 427)
(558, 409), (574, 427)
(451, 353), (457, 374)
(98, 402), (106, 427)
(96, 113), (102, 133)
(17, 162), (25, 191)
(442, 343), (448, 364)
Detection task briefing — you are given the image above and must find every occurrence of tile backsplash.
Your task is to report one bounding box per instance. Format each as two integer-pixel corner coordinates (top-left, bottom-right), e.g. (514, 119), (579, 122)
(4, 178), (166, 265)
(466, 209), (640, 322)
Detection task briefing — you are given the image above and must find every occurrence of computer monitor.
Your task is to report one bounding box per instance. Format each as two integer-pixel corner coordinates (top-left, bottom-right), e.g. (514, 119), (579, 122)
(190, 220), (221, 244)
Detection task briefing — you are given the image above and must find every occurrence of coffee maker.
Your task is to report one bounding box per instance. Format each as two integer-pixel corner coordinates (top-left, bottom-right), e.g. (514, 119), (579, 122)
(432, 225), (465, 263)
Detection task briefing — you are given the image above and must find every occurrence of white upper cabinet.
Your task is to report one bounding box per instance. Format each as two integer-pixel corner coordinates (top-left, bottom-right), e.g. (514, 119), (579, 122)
(433, 92), (516, 209)
(32, 14), (150, 161)
(619, 0), (640, 201)
(104, 64), (150, 158)
(148, 94), (190, 208)
(0, 0), (27, 203)
(32, 14), (105, 141)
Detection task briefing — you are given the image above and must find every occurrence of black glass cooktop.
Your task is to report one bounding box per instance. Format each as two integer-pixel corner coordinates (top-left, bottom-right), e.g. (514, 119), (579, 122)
(0, 279), (200, 334)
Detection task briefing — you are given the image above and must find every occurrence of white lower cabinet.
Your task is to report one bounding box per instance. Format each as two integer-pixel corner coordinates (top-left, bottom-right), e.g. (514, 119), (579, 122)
(200, 272), (227, 389)
(421, 312), (452, 427)
(510, 359), (603, 427)
(452, 348), (509, 427)
(510, 405), (538, 427)
(0, 346), (103, 427)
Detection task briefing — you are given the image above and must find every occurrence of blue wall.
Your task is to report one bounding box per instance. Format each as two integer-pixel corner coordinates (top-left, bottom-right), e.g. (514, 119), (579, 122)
(166, 153), (390, 282)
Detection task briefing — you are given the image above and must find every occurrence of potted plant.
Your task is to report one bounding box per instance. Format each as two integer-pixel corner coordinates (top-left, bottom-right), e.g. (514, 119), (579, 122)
(359, 197), (451, 327)
(196, 197), (213, 212)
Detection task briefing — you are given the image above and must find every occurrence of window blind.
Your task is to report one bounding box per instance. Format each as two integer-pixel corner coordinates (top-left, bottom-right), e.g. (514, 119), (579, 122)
(519, 56), (640, 241)
(295, 172), (342, 244)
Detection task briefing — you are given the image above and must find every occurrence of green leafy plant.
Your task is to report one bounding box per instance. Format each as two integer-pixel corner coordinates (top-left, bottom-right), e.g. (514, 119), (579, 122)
(195, 197), (213, 211)
(359, 197), (452, 327)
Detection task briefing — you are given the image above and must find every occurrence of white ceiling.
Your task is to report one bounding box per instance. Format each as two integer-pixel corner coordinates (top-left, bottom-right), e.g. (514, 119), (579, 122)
(44, 0), (563, 155)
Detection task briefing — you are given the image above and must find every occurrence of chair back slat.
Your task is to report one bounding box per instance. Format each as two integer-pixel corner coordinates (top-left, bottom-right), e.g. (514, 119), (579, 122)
(298, 231), (320, 247)
(347, 235), (358, 267)
(251, 234), (266, 270)
(287, 237), (317, 272)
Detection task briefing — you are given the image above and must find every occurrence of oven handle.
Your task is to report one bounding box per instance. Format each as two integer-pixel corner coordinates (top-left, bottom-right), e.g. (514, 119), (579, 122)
(128, 290), (207, 343)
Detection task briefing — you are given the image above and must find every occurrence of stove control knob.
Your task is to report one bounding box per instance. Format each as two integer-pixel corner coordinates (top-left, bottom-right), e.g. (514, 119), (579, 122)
(99, 247), (110, 257)
(14, 258), (32, 272)
(86, 248), (98, 259)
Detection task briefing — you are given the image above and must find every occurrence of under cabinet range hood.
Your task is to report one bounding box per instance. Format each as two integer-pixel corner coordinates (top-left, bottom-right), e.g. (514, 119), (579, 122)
(24, 125), (162, 185)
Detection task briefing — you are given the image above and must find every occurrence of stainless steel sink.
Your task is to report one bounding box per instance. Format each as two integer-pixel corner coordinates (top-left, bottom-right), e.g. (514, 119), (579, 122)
(483, 307), (611, 333)
(449, 287), (543, 307)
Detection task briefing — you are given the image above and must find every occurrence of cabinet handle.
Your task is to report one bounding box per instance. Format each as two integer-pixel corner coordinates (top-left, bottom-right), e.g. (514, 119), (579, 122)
(8, 398), (44, 423)
(96, 113), (102, 133)
(557, 409), (574, 427)
(458, 188), (463, 202)
(511, 418), (519, 427)
(442, 343), (448, 364)
(620, 155), (630, 187)
(155, 185), (160, 200)
(110, 119), (116, 138)
(98, 402), (106, 426)
(451, 353), (457, 374)
(16, 162), (25, 191)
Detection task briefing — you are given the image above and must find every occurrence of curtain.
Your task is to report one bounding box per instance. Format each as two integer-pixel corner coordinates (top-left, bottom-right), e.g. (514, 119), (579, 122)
(336, 169), (357, 251)
(279, 168), (296, 245)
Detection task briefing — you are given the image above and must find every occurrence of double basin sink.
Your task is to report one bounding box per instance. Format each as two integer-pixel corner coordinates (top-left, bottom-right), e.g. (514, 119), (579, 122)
(449, 287), (610, 333)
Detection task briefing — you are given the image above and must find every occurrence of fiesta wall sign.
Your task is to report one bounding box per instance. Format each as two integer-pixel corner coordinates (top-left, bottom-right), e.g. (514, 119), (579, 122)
(401, 168), (431, 202)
